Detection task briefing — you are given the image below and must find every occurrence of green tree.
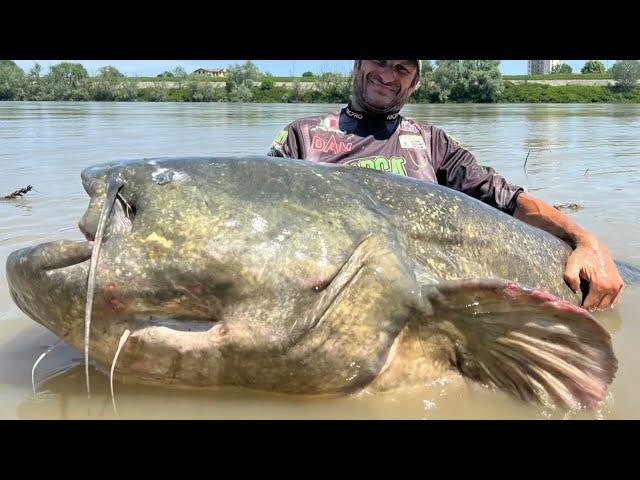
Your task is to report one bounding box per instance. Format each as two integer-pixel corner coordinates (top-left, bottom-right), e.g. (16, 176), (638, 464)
(229, 84), (253, 102)
(0, 60), (25, 100)
(611, 60), (640, 90)
(552, 63), (573, 74)
(184, 80), (224, 102)
(48, 62), (88, 85)
(410, 60), (435, 103)
(43, 62), (90, 100)
(171, 66), (188, 78)
(23, 63), (43, 100)
(313, 71), (351, 102)
(157, 71), (174, 78)
(91, 80), (117, 101)
(170, 66), (189, 90)
(431, 60), (503, 102)
(0, 60), (23, 74)
(115, 79), (138, 101)
(420, 60), (434, 74)
(141, 82), (168, 101)
(226, 61), (261, 101)
(302, 71), (314, 77)
(287, 79), (303, 103)
(581, 60), (606, 74)
(96, 65), (125, 78)
(260, 72), (275, 90)
(92, 65), (126, 101)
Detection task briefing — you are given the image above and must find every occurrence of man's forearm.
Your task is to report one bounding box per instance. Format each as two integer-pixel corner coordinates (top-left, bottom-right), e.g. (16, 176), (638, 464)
(513, 192), (594, 248)
(513, 191), (623, 310)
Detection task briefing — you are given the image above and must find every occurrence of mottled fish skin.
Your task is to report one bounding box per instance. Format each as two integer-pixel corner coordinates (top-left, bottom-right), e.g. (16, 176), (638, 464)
(6, 156), (584, 395)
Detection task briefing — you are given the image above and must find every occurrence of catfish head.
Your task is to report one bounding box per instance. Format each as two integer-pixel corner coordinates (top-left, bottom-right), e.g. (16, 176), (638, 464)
(6, 157), (415, 393)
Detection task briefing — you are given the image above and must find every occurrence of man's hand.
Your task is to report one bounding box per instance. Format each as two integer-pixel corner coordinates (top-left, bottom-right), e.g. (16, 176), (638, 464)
(564, 234), (624, 311)
(513, 192), (624, 311)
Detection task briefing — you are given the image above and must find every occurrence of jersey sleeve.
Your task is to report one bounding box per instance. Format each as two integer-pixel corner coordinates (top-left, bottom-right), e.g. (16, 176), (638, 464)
(431, 127), (524, 215)
(267, 122), (303, 159)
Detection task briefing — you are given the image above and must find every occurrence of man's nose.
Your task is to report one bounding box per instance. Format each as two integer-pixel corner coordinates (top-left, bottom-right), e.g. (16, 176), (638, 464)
(378, 67), (397, 84)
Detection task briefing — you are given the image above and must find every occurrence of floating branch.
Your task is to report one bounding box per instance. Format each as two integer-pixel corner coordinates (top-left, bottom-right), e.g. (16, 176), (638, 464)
(2, 185), (34, 199)
(553, 203), (584, 213)
(523, 150), (531, 173)
(583, 169), (636, 177)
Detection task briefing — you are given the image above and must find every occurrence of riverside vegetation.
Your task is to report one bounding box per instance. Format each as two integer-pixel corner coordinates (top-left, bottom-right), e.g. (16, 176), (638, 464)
(1, 60), (639, 104)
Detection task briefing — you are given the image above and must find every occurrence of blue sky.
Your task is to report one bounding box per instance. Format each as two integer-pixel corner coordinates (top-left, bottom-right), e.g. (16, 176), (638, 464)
(12, 60), (616, 76)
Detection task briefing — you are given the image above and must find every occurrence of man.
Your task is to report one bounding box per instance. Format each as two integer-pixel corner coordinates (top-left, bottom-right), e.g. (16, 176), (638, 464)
(267, 59), (623, 311)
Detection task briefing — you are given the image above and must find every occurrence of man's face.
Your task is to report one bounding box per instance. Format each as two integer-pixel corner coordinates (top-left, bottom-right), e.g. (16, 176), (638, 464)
(352, 60), (420, 115)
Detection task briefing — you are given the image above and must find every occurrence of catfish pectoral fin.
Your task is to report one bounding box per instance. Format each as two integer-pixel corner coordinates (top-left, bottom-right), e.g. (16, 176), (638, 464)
(288, 234), (414, 344)
(420, 278), (617, 409)
(284, 234), (416, 393)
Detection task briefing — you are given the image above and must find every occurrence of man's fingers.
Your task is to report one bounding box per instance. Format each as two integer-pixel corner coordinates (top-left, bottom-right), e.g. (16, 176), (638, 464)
(584, 283), (623, 311)
(563, 237), (624, 311)
(611, 285), (623, 305)
(596, 293), (615, 310)
(564, 258), (582, 293)
(582, 290), (602, 311)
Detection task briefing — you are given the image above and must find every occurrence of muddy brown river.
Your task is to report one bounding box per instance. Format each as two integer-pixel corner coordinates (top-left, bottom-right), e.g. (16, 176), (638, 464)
(1, 102), (638, 419)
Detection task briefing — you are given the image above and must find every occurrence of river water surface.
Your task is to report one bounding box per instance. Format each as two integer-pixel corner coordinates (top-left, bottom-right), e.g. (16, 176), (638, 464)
(1, 102), (638, 419)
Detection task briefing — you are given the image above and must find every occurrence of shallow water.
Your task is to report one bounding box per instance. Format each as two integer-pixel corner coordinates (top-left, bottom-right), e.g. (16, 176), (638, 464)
(1, 102), (638, 419)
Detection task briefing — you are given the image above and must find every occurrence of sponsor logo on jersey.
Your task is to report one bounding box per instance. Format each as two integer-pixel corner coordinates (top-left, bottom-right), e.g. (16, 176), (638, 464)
(320, 117), (339, 130)
(399, 134), (427, 150)
(400, 120), (420, 134)
(345, 156), (408, 176)
(311, 135), (352, 154)
(316, 115), (344, 134)
(345, 107), (364, 120)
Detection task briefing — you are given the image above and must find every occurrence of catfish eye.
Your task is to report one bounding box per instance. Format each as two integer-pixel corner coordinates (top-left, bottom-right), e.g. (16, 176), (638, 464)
(154, 170), (174, 185)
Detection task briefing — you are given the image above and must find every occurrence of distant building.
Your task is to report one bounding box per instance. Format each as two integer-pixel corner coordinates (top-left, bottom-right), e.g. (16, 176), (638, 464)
(193, 68), (228, 78)
(527, 60), (562, 75)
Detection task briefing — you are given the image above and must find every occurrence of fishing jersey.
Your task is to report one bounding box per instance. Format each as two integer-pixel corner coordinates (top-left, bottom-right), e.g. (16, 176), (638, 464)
(267, 104), (524, 215)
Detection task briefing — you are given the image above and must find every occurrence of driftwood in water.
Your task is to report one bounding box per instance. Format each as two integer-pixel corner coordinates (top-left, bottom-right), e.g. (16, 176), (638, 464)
(553, 203), (584, 213)
(2, 185), (33, 199)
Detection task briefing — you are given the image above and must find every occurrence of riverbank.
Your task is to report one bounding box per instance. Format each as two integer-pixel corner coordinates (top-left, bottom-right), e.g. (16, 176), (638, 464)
(133, 78), (623, 89)
(498, 82), (640, 103)
(3, 80), (640, 103)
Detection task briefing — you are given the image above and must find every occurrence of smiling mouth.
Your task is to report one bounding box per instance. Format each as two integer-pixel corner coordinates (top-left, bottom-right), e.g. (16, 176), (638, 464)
(368, 77), (399, 95)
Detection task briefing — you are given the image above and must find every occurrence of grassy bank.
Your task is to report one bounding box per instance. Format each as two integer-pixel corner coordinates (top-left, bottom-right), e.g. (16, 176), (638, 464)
(136, 85), (349, 103)
(4, 79), (640, 104)
(132, 76), (319, 83)
(503, 73), (614, 81)
(501, 82), (640, 103)
(131, 82), (640, 103)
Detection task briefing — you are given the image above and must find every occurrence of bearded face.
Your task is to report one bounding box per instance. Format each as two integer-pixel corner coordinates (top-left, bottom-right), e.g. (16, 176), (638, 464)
(351, 60), (420, 115)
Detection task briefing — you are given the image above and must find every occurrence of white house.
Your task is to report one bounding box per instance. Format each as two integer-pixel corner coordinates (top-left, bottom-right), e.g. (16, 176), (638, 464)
(193, 68), (229, 78)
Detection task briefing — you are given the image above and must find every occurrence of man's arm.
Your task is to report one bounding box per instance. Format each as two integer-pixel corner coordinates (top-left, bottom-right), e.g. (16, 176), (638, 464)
(431, 127), (523, 215)
(267, 123), (304, 159)
(513, 192), (623, 311)
(432, 126), (623, 311)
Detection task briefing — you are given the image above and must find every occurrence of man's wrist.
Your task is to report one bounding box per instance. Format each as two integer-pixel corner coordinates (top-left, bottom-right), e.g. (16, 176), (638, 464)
(569, 230), (597, 249)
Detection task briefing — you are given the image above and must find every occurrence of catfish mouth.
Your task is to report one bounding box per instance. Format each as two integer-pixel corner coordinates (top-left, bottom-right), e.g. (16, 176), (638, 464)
(47, 183), (137, 271)
(6, 176), (137, 336)
(7, 177), (225, 391)
(78, 188), (136, 244)
(7, 187), (135, 286)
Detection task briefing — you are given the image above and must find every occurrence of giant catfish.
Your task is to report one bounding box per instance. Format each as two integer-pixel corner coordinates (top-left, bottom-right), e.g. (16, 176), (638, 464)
(6, 156), (619, 409)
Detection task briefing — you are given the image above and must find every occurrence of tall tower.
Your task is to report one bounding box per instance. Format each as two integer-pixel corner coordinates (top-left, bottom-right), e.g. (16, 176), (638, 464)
(528, 60), (562, 75)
